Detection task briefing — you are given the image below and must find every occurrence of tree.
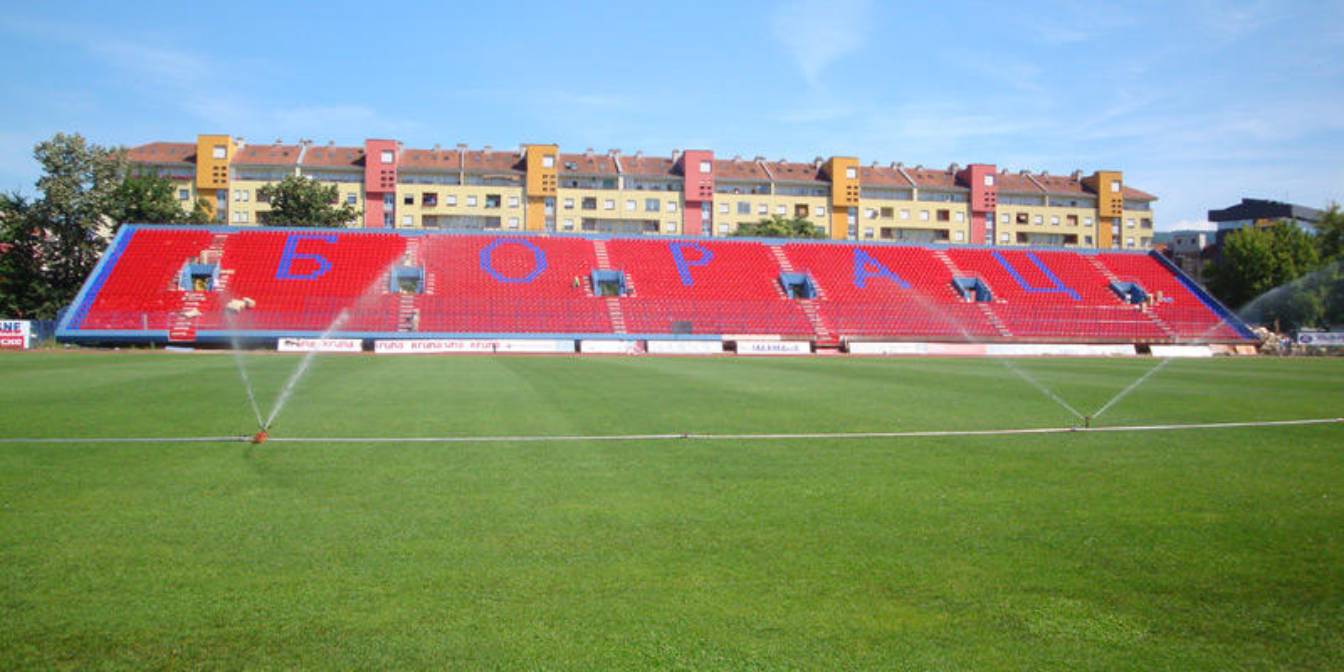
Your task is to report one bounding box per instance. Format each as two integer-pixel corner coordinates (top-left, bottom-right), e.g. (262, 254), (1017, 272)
(731, 215), (827, 239)
(185, 197), (215, 225)
(28, 133), (127, 318)
(1315, 204), (1344, 263)
(0, 193), (54, 318)
(107, 173), (187, 226)
(1208, 222), (1323, 330)
(256, 176), (358, 227)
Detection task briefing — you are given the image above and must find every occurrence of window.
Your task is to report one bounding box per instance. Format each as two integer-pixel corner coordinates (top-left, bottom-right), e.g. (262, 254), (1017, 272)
(541, 155), (555, 168)
(403, 194), (414, 205)
(984, 174), (995, 186)
(401, 214), (413, 226)
(508, 217), (520, 229)
(815, 206), (825, 216)
(1016, 213), (1029, 224)
(233, 189), (242, 202)
(1141, 218), (1152, 229)
(1110, 180), (1120, 193)
(954, 212), (965, 223)
(699, 160), (711, 173)
(467, 195), (478, 207)
(625, 199), (636, 211)
(1126, 218), (1136, 228)
(845, 167), (857, 179)
(774, 205), (786, 215)
(446, 195), (457, 206)
(667, 202), (677, 212)
(865, 208), (877, 219)
(423, 193), (438, 207)
(738, 202), (750, 215)
(1000, 232), (1011, 243)
(757, 204), (767, 215)
(919, 210), (930, 221)
(900, 209), (910, 220)
(563, 218), (574, 230)
(582, 197), (597, 210)
(645, 198), (660, 212)
(212, 145), (226, 159)
(508, 196), (519, 208)
(604, 199), (615, 210)
(719, 203), (729, 214)
(381, 150), (394, 164)
(485, 194), (501, 209)
(1050, 216), (1060, 226)
(880, 207), (894, 219)
(563, 198), (574, 209)
(1033, 215), (1043, 225)
(954, 231), (965, 242)
(1000, 213), (1010, 224)
(863, 227), (874, 239)
(1083, 217), (1093, 226)
(178, 189), (189, 201)
(717, 223), (729, 234)
(1066, 214), (1078, 226)
(937, 209), (950, 222)
(1126, 237), (1135, 247)
(1085, 235), (1093, 245)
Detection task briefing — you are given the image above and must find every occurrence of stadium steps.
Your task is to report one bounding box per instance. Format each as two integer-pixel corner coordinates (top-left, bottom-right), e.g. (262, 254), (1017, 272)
(605, 297), (627, 334)
(768, 245), (796, 273)
(593, 239), (613, 269)
(169, 291), (206, 342)
(1087, 256), (1177, 341)
(976, 303), (1012, 338)
(799, 299), (840, 347)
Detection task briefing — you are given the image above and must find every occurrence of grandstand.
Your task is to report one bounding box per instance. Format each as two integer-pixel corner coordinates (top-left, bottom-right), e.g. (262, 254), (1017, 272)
(56, 225), (1254, 349)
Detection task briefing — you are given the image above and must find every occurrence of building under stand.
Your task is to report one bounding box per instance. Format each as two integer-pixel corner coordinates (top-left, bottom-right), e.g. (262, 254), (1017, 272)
(128, 135), (1158, 249)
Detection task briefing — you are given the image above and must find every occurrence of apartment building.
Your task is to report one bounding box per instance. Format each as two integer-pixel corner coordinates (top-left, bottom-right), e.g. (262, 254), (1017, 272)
(127, 135), (1157, 249)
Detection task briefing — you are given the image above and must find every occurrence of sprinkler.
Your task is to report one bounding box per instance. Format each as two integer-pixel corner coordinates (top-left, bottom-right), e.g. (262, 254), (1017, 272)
(251, 429), (269, 444)
(1083, 416), (1092, 429)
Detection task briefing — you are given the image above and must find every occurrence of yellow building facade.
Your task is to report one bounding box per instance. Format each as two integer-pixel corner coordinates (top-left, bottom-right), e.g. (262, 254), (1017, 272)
(125, 135), (1158, 249)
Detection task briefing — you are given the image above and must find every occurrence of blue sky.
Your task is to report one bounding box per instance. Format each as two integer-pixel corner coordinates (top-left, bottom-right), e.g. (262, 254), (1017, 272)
(1, 0), (1340, 230)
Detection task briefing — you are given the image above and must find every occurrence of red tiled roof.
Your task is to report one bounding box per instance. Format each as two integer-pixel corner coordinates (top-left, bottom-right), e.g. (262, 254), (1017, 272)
(766, 160), (825, 183)
(620, 155), (676, 177)
(301, 146), (363, 169)
(127, 142), (195, 164)
(399, 149), (461, 171)
(462, 150), (523, 173)
(233, 144), (301, 166)
(859, 166), (914, 188)
(714, 158), (769, 181)
(1122, 186), (1156, 201)
(1033, 173), (1088, 196)
(994, 172), (1043, 194)
(903, 167), (962, 190)
(559, 153), (618, 176)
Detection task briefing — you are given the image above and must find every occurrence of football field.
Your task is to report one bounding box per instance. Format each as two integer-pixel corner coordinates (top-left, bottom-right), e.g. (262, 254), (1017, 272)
(2, 352), (1342, 669)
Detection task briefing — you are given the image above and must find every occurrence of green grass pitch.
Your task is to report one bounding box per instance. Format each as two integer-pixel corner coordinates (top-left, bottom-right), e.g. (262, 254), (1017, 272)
(2, 351), (1342, 669)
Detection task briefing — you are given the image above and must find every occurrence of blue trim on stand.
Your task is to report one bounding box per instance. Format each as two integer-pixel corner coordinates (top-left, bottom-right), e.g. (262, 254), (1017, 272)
(1148, 251), (1256, 340)
(57, 225), (135, 336)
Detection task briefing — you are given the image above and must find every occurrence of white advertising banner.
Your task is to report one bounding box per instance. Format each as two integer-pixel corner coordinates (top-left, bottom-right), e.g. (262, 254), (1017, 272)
(0, 320), (32, 350)
(984, 343), (1136, 357)
(277, 337), (362, 353)
(645, 340), (724, 355)
(737, 340), (811, 355)
(579, 340), (642, 354)
(1150, 345), (1214, 358)
(374, 339), (575, 354)
(1297, 332), (1344, 346)
(849, 341), (1136, 357)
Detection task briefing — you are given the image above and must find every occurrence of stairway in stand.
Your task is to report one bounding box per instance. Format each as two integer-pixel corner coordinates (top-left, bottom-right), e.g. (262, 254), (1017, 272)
(398, 237), (421, 332)
(768, 244), (837, 346)
(976, 303), (1012, 339)
(1086, 255), (1177, 341)
(592, 239), (630, 335)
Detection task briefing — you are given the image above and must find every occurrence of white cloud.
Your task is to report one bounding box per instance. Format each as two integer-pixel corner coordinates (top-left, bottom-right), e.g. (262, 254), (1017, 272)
(771, 0), (873, 87)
